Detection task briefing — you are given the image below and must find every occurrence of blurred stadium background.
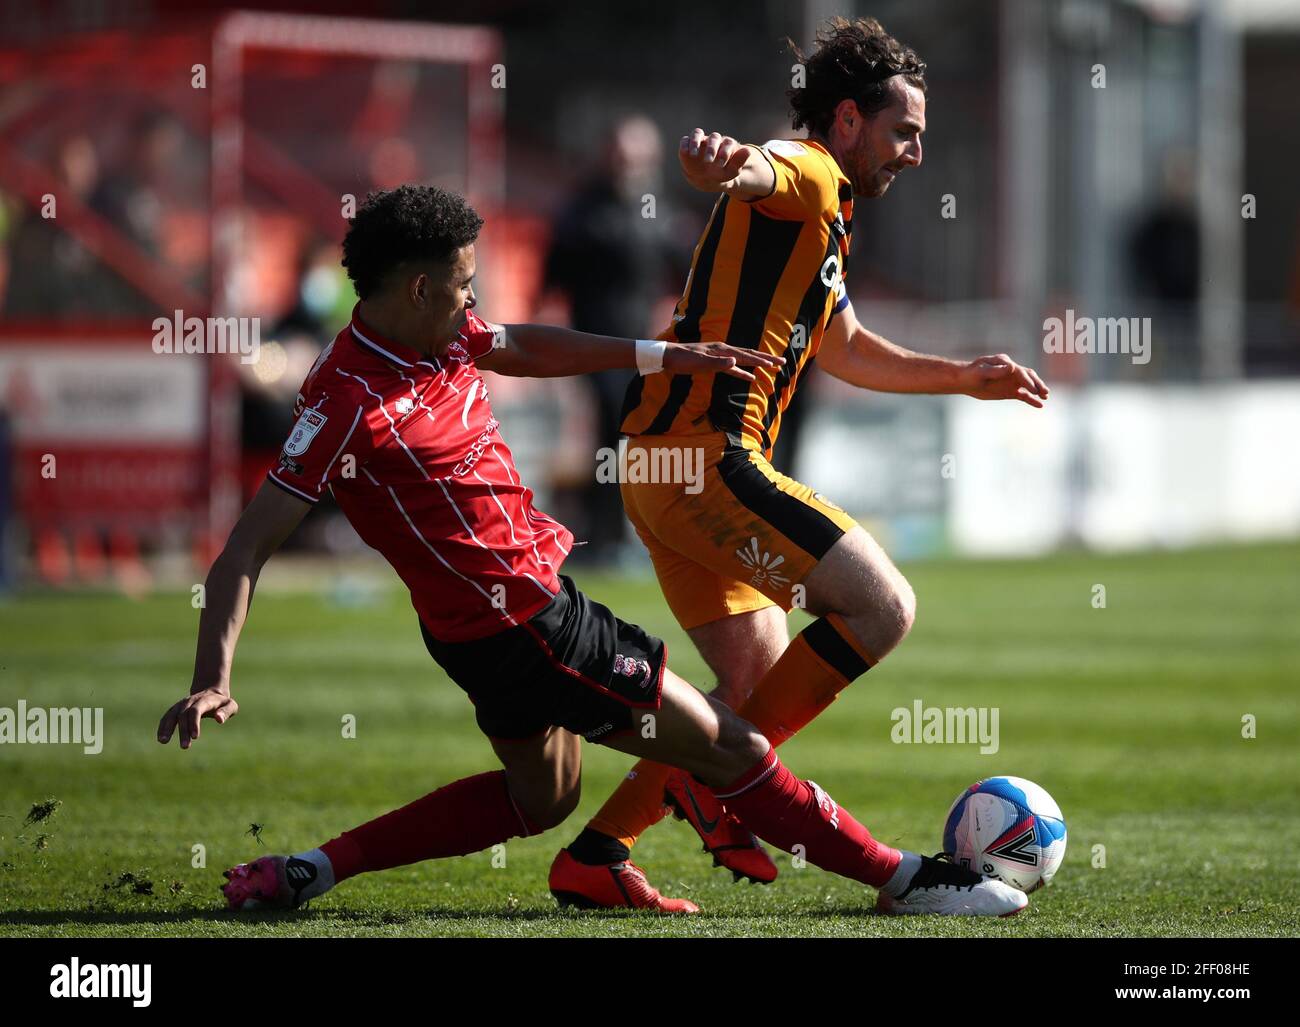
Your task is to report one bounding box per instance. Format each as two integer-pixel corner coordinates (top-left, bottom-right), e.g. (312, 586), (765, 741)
(1, 0), (1297, 589)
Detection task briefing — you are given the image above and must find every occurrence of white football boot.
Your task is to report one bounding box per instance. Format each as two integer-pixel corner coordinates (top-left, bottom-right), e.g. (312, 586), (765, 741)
(876, 853), (1029, 917)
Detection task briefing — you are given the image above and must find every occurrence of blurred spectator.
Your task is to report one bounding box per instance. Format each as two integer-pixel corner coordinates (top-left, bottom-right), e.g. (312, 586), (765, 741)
(2, 113), (207, 318)
(1129, 149), (1200, 304)
(2, 133), (134, 316)
(90, 112), (184, 258)
(1128, 148), (1201, 376)
(541, 114), (687, 564)
(276, 238), (355, 338)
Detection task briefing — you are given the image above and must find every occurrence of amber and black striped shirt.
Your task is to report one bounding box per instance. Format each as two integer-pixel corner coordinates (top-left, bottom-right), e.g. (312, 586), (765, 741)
(621, 138), (852, 456)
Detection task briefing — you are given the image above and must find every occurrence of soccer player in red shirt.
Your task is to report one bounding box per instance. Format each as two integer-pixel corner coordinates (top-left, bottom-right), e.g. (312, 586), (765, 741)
(157, 186), (1026, 917)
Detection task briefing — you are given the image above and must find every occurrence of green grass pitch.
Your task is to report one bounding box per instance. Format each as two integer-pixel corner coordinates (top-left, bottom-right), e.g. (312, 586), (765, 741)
(1, 542), (1297, 937)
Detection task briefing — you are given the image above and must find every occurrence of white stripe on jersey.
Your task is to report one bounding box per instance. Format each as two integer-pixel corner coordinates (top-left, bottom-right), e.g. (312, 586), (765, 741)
(519, 485), (573, 553)
(268, 468), (319, 504)
(335, 367), (430, 481)
(486, 445), (555, 567)
(434, 478), (555, 600)
(473, 470), (520, 545)
(490, 444), (517, 484)
(421, 355), (462, 395)
(396, 370), (438, 424)
(523, 499), (573, 555)
(460, 380), (479, 428)
(382, 482), (519, 628)
(439, 367), (462, 395)
(319, 405), (365, 486)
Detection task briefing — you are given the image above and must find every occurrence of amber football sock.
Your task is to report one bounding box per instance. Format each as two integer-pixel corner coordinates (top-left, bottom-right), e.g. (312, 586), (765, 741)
(581, 614), (874, 849)
(731, 614), (874, 745)
(586, 763), (674, 850)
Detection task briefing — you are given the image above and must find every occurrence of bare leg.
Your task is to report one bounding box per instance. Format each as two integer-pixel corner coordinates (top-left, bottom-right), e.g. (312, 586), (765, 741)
(687, 605), (788, 707)
(801, 526), (915, 659)
(602, 668), (767, 787)
(490, 726), (583, 831)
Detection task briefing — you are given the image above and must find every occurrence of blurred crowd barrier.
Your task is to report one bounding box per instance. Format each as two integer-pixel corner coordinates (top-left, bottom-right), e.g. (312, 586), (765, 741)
(792, 377), (1300, 561)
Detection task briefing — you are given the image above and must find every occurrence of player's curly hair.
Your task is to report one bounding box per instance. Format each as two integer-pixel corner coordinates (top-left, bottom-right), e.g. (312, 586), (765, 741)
(342, 185), (484, 299)
(786, 16), (927, 137)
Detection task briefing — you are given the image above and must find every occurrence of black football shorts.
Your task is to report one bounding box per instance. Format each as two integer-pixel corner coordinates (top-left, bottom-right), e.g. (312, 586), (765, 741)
(419, 575), (665, 743)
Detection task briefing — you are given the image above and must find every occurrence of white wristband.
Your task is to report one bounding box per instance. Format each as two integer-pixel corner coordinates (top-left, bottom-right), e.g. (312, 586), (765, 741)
(635, 339), (668, 375)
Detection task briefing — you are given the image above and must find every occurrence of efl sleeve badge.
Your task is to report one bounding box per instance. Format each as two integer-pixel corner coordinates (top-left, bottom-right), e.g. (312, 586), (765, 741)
(284, 408), (328, 456)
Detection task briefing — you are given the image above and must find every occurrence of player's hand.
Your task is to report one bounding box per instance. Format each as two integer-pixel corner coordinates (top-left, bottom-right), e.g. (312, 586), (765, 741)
(157, 687), (239, 750)
(664, 341), (784, 381)
(960, 354), (1050, 408)
(679, 129), (755, 193)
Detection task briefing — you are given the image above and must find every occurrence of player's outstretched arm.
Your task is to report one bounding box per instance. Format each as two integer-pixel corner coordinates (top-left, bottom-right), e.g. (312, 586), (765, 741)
(476, 324), (783, 381)
(818, 300), (1050, 408)
(678, 128), (776, 199)
(156, 481), (311, 749)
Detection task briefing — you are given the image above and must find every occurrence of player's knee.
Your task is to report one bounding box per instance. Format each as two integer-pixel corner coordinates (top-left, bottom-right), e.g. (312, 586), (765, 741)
(712, 645), (781, 708)
(711, 671), (754, 709)
(890, 575), (917, 641)
(832, 572), (915, 661)
(865, 576), (915, 656)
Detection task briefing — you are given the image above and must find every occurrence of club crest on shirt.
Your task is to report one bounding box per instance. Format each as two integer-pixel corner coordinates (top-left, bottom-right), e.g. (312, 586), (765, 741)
(284, 408), (328, 456)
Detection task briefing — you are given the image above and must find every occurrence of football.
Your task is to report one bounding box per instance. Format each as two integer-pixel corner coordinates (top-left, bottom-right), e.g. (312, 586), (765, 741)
(943, 776), (1067, 893)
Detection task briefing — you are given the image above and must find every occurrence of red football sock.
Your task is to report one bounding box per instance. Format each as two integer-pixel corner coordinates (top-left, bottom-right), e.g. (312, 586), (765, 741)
(320, 770), (539, 882)
(716, 749), (900, 888)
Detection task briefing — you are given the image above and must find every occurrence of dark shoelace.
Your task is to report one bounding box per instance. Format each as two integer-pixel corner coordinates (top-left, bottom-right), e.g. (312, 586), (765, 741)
(899, 852), (982, 897)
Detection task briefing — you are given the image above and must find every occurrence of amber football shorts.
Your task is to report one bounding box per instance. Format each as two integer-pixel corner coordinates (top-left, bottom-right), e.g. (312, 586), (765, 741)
(619, 432), (859, 630)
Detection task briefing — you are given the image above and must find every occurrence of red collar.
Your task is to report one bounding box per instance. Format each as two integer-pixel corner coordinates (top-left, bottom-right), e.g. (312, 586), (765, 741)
(348, 305), (430, 368)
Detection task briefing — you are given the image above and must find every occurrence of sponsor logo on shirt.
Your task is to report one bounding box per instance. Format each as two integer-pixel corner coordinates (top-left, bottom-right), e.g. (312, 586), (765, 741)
(763, 139), (807, 158)
(450, 417), (500, 478)
(736, 536), (791, 588)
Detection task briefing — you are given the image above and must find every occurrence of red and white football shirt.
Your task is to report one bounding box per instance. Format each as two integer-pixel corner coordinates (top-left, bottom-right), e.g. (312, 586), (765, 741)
(268, 306), (574, 642)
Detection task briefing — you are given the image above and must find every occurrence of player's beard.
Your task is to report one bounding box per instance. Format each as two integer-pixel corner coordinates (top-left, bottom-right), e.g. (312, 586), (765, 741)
(855, 162), (901, 199)
(872, 165), (899, 197)
(845, 133), (902, 198)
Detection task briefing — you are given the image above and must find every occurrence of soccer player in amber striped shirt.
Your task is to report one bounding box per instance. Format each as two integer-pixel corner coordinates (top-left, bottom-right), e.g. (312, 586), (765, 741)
(551, 16), (1050, 911)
